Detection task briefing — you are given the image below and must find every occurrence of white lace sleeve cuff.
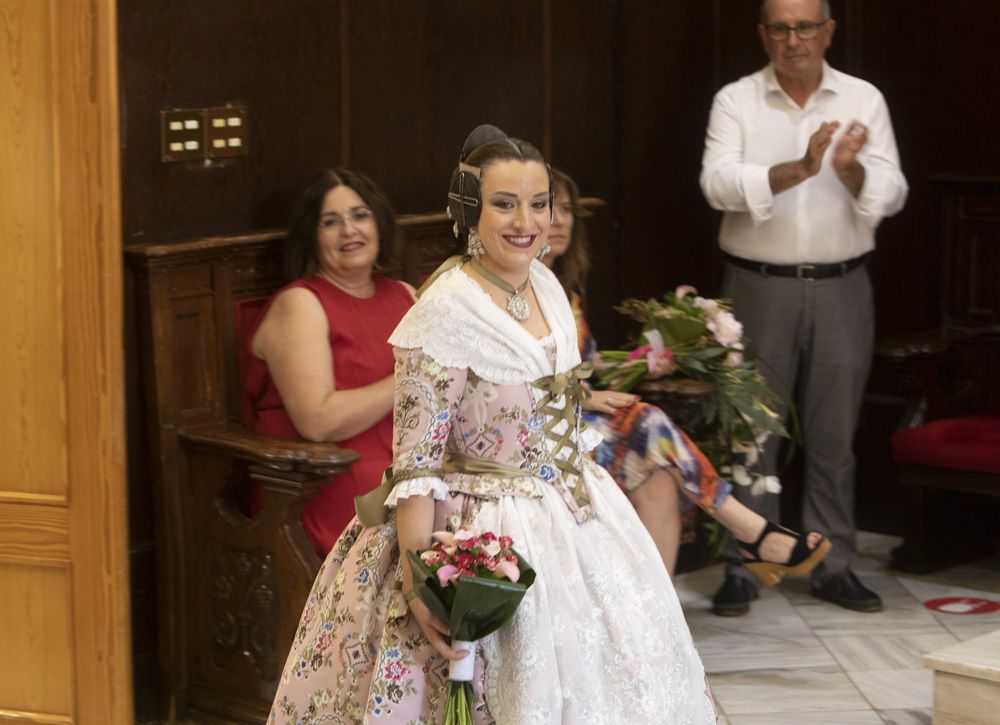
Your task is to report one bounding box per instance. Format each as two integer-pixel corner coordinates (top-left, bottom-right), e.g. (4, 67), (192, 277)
(385, 476), (450, 507)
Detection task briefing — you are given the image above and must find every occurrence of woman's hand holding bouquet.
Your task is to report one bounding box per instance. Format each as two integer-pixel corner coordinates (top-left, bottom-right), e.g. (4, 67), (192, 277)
(406, 527), (535, 725)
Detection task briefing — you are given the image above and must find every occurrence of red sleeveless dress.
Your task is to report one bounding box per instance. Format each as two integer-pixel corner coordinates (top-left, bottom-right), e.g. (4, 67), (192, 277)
(244, 275), (414, 555)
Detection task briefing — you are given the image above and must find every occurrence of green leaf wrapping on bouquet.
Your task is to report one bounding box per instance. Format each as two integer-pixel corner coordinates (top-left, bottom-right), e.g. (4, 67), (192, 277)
(405, 549), (536, 642)
(406, 550), (453, 624)
(448, 560), (536, 642)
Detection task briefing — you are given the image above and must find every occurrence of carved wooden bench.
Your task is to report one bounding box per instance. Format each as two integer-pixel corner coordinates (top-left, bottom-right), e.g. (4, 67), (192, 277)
(126, 213), (458, 724)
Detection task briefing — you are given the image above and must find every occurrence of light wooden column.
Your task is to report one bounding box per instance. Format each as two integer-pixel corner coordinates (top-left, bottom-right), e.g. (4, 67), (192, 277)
(0, 0), (132, 723)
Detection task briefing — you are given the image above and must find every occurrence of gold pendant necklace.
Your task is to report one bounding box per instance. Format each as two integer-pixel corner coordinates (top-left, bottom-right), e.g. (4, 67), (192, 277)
(469, 259), (531, 321)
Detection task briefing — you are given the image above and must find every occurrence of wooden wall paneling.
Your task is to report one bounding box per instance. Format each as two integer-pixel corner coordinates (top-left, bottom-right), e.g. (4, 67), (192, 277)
(936, 179), (1000, 325)
(345, 0), (547, 215)
(117, 0), (342, 244)
(712, 0), (769, 91)
(548, 0), (620, 345)
(846, 1), (936, 338)
(618, 1), (720, 314)
(919, 2), (1000, 178)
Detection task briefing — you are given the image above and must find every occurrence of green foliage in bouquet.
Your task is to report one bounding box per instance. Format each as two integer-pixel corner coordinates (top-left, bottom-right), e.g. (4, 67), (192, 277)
(597, 289), (791, 559)
(405, 549), (536, 642)
(600, 291), (786, 461)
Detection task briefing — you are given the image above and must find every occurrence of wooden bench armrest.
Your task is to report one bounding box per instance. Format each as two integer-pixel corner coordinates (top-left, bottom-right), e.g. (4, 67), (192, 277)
(178, 423), (359, 476)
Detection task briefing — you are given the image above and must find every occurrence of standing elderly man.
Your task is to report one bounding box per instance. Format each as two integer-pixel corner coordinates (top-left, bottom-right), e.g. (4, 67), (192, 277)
(700, 0), (907, 616)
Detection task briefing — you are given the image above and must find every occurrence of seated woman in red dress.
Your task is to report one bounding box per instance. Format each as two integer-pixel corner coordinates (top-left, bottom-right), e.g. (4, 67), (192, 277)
(244, 168), (416, 555)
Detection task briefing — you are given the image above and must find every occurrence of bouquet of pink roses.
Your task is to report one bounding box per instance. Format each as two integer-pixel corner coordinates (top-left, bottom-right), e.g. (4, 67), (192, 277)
(407, 527), (535, 725)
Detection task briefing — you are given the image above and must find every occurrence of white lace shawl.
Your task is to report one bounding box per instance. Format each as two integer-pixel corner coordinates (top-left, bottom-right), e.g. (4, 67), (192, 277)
(388, 260), (581, 385)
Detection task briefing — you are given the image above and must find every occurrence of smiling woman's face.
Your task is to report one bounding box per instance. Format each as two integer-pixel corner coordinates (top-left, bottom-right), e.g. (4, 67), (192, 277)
(315, 184), (379, 279)
(475, 159), (551, 278)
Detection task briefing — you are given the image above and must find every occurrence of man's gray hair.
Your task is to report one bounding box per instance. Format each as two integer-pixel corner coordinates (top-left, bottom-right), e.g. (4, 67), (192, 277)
(760, 0), (831, 24)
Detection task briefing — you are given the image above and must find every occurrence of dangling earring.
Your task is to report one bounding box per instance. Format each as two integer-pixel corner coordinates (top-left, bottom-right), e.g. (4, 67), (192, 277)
(466, 227), (485, 258)
(536, 241), (551, 260)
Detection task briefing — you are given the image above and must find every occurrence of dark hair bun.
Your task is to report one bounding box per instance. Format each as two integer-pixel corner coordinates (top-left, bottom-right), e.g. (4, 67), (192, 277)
(461, 124), (509, 160)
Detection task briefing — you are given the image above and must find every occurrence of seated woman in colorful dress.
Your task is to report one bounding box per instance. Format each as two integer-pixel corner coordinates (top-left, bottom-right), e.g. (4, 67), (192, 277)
(245, 168), (416, 556)
(268, 125), (723, 723)
(541, 168), (828, 578)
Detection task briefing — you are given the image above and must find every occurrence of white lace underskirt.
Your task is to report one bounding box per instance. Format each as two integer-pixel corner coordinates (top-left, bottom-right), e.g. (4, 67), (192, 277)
(467, 464), (717, 724)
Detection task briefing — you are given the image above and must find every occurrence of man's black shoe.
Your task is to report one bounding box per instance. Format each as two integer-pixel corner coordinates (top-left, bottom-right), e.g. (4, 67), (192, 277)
(712, 574), (759, 617)
(810, 569), (883, 612)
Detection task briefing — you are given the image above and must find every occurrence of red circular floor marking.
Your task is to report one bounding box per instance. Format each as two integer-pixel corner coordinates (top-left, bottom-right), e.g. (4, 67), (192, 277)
(923, 597), (1000, 615)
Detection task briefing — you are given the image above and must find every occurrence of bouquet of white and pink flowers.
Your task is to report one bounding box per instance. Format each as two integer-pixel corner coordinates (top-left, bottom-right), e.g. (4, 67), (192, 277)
(599, 286), (788, 498)
(407, 527), (535, 725)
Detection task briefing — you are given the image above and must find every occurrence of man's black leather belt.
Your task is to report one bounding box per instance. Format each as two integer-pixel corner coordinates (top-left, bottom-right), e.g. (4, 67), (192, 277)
(721, 251), (869, 280)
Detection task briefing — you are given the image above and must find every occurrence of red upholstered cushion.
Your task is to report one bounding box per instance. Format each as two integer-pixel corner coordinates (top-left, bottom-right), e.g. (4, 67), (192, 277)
(891, 411), (1000, 475)
(235, 295), (270, 429)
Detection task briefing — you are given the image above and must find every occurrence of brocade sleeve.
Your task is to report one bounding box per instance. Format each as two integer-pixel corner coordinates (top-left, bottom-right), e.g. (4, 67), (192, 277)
(384, 347), (469, 506)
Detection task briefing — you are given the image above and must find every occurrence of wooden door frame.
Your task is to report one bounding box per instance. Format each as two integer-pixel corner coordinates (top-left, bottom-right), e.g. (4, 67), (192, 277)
(0, 0), (132, 721)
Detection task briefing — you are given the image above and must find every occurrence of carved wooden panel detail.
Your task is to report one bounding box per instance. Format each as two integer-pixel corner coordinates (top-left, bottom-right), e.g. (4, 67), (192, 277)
(939, 179), (1000, 325)
(210, 545), (281, 680)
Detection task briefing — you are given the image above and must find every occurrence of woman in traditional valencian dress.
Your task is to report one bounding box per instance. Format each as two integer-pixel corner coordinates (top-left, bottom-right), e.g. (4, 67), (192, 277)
(269, 126), (727, 723)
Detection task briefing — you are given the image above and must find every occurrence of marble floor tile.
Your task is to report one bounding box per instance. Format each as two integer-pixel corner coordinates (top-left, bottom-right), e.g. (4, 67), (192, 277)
(728, 710), (883, 724)
(708, 665), (870, 715)
(942, 621), (1000, 642)
(673, 563), (729, 607)
(847, 668), (934, 710)
(676, 536), (998, 721)
(789, 577), (946, 637)
(684, 585), (814, 638)
(877, 709), (932, 725)
(696, 629), (836, 674)
(896, 576), (1000, 624)
(820, 632), (959, 671)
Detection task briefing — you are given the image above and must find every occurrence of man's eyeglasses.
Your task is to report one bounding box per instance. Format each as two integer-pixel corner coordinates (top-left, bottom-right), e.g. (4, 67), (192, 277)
(764, 20), (827, 41)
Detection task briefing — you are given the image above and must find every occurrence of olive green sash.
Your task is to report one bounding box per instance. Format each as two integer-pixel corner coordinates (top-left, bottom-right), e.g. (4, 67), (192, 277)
(354, 450), (531, 527)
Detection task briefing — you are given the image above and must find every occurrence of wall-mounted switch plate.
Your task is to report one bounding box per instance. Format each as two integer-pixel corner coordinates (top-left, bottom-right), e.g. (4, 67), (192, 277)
(160, 109), (204, 162)
(204, 106), (249, 159)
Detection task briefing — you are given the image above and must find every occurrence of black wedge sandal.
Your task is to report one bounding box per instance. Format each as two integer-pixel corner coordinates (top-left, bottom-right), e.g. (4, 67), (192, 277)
(738, 522), (832, 586)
